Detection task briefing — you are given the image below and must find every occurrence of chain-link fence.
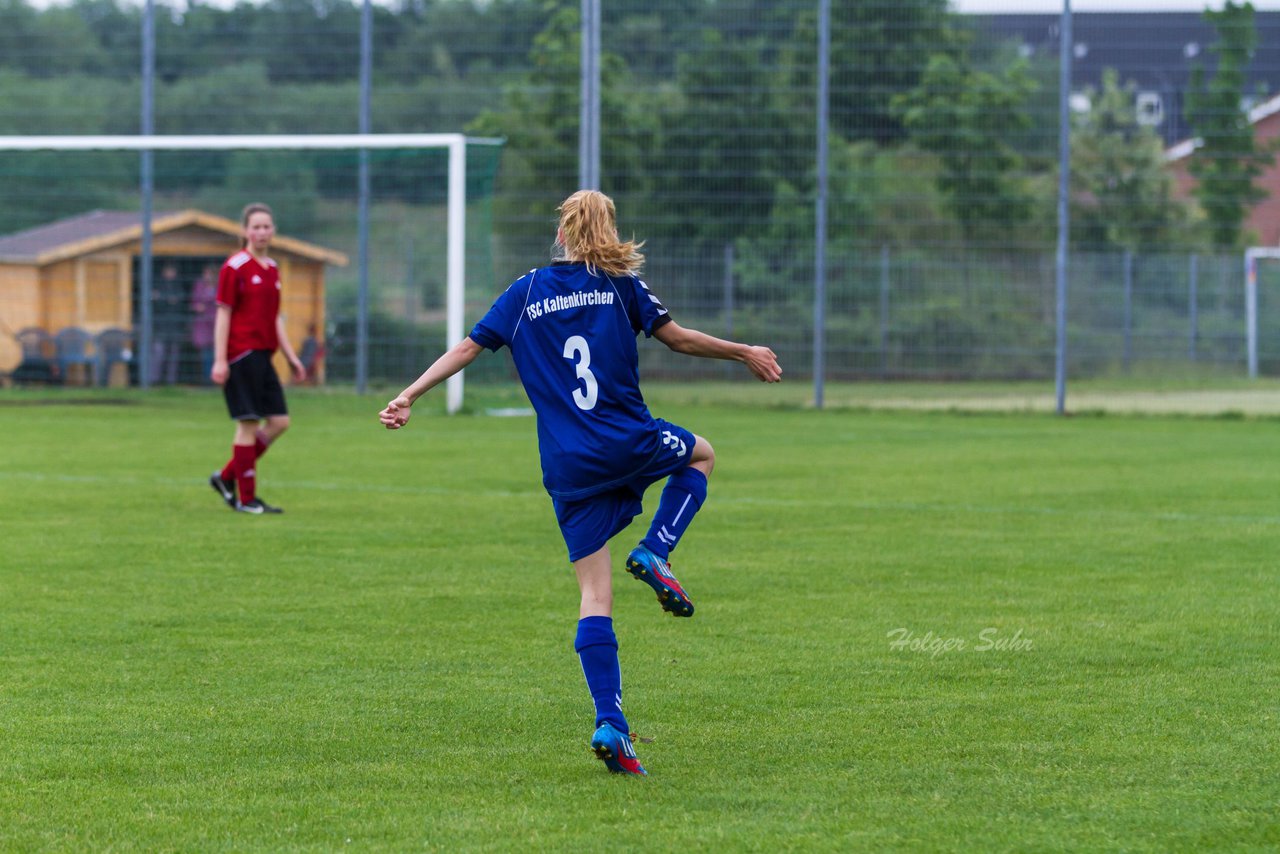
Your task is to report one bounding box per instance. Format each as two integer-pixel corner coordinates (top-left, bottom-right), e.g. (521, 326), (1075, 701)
(2, 1), (1279, 394)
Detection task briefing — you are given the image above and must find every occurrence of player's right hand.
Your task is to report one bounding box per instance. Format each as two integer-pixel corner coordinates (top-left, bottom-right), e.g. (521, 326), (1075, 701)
(379, 396), (412, 429)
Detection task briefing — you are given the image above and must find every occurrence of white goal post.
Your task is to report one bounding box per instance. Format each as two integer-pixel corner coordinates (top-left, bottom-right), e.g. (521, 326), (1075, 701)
(1245, 247), (1280, 379)
(0, 133), (501, 412)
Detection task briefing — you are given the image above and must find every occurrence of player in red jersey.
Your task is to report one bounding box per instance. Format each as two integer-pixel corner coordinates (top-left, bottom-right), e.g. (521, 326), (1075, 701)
(207, 203), (306, 514)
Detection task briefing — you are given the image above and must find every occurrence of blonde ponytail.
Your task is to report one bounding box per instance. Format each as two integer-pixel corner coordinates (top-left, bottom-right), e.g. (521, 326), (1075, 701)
(556, 190), (644, 277)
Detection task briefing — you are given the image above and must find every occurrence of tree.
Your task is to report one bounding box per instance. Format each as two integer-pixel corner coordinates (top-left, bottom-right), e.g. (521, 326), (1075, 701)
(195, 150), (320, 235)
(0, 0), (111, 76)
(646, 28), (791, 249)
(467, 4), (588, 249)
(382, 0), (548, 83)
(892, 52), (1040, 246)
(468, 3), (662, 254)
(0, 69), (135, 232)
(1184, 1), (1272, 249)
(1071, 69), (1192, 252)
(834, 0), (955, 145)
(785, 0), (955, 145)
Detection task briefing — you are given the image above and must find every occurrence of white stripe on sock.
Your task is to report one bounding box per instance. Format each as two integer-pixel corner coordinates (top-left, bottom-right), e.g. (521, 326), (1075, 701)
(669, 494), (693, 527)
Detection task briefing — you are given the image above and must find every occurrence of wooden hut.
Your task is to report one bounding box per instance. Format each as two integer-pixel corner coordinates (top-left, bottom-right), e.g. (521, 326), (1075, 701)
(0, 209), (347, 384)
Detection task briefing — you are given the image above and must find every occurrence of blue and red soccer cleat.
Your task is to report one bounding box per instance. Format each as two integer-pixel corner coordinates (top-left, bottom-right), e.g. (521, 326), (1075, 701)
(591, 722), (647, 776)
(626, 545), (695, 617)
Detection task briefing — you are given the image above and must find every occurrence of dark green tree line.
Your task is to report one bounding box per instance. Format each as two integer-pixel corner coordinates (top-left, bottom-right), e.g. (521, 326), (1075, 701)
(0, 0), (1231, 266)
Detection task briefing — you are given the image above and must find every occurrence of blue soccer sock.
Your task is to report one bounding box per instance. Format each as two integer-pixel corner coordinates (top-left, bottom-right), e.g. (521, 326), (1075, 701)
(575, 616), (629, 733)
(640, 466), (708, 560)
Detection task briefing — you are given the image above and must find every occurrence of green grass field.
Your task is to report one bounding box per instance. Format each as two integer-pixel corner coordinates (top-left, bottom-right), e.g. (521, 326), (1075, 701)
(2, 385), (1278, 851)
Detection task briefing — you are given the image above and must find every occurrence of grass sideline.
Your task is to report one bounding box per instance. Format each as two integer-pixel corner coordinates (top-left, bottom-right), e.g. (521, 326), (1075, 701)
(1, 386), (1278, 851)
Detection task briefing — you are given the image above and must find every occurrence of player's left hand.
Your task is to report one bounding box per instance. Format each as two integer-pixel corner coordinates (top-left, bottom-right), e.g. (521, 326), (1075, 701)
(743, 345), (782, 383)
(290, 356), (307, 383)
(380, 396), (413, 429)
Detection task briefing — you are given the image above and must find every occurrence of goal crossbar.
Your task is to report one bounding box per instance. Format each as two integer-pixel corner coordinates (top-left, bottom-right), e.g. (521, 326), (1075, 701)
(0, 133), (502, 151)
(0, 133), (503, 411)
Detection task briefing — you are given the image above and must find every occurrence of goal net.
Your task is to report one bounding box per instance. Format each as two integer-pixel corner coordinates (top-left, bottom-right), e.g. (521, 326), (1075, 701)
(0, 134), (502, 412)
(1245, 247), (1280, 379)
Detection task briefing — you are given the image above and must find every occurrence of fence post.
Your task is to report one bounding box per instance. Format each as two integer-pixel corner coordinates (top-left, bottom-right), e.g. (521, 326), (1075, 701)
(404, 236), (416, 380)
(1188, 253), (1198, 363)
(723, 243), (734, 339)
(723, 243), (735, 380)
(355, 0), (373, 394)
(578, 0), (600, 190)
(1054, 0), (1073, 415)
(1123, 250), (1133, 372)
(1247, 250), (1258, 379)
(138, 0), (155, 389)
(812, 0), (830, 409)
(880, 244), (890, 377)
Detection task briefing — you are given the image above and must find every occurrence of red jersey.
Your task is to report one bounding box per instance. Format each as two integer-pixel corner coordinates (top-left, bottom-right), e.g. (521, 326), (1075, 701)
(216, 250), (281, 360)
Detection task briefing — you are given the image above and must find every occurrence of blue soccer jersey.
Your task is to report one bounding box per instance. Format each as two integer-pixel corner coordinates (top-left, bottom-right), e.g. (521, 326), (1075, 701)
(470, 261), (673, 500)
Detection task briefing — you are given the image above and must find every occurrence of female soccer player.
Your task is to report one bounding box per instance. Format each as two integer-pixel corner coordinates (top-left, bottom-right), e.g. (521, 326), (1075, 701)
(379, 190), (781, 776)
(208, 203), (306, 514)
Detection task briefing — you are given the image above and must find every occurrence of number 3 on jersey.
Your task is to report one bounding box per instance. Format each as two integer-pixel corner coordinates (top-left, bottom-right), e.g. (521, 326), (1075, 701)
(563, 335), (599, 410)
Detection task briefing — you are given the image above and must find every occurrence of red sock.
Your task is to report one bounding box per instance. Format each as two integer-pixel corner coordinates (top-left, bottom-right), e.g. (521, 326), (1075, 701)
(220, 447), (237, 482)
(224, 433), (270, 480)
(233, 444), (257, 504)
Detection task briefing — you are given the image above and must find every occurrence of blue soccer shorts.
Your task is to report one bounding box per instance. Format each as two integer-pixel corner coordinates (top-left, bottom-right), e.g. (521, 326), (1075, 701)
(552, 419), (697, 562)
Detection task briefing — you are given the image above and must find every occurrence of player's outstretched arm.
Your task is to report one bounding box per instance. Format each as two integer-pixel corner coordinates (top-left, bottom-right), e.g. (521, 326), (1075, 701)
(380, 337), (485, 429)
(653, 320), (782, 383)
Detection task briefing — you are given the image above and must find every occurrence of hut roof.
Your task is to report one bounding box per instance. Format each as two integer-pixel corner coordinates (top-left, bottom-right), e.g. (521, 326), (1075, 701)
(0, 209), (348, 266)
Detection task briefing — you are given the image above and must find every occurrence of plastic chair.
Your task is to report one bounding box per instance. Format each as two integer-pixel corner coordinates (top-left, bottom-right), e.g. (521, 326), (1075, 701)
(94, 328), (133, 387)
(12, 327), (57, 384)
(54, 327), (95, 386)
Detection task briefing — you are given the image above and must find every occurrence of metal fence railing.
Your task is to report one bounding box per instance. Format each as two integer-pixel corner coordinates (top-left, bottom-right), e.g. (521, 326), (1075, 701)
(3, 1), (1279, 393)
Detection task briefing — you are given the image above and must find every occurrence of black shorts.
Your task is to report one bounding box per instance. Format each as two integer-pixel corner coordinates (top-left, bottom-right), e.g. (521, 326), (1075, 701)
(224, 350), (288, 421)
